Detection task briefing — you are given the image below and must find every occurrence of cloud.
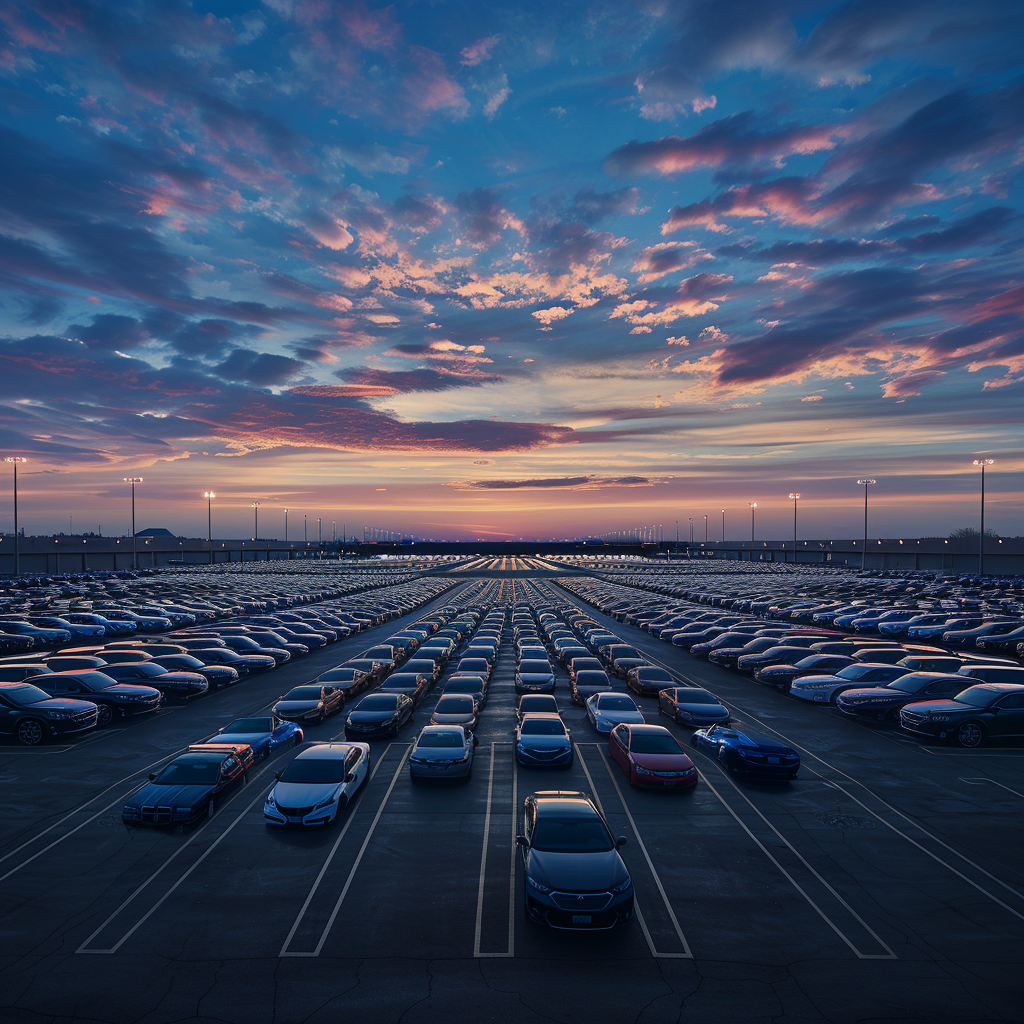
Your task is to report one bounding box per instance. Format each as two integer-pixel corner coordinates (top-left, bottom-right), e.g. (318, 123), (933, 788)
(335, 367), (503, 392)
(633, 242), (711, 283)
(67, 314), (150, 351)
(214, 348), (305, 386)
(565, 187), (640, 224)
(532, 306), (575, 328)
(460, 35), (500, 66)
(446, 475), (666, 490)
(605, 113), (839, 176)
(454, 188), (526, 248)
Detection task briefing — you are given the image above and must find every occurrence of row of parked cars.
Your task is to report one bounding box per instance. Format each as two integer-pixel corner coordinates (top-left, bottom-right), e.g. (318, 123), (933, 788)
(0, 577), (457, 745)
(562, 575), (1024, 748)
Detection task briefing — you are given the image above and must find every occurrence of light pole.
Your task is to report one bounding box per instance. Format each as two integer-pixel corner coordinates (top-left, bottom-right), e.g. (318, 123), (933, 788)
(304, 514), (308, 542)
(748, 502), (757, 542)
(973, 459), (994, 575)
(721, 509), (725, 542)
(788, 493), (800, 563)
(688, 517), (694, 543)
(857, 479), (875, 572)
(318, 517), (322, 546)
(5, 457), (27, 576)
(703, 514), (708, 543)
(203, 491), (215, 564)
(251, 502), (260, 541)
(284, 507), (289, 542)
(124, 477), (143, 570)
(675, 520), (679, 558)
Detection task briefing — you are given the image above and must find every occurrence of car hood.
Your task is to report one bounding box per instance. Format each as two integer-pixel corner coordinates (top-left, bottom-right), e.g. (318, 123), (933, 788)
(792, 674), (843, 685)
(102, 683), (161, 697)
(208, 731), (270, 747)
(272, 782), (339, 805)
(630, 751), (694, 770)
(348, 710), (396, 722)
(431, 713), (474, 724)
(901, 698), (966, 714)
(125, 782), (213, 808)
(593, 711), (645, 725)
(519, 670), (554, 679)
(676, 701), (728, 715)
(518, 734), (570, 748)
(838, 686), (904, 703)
(31, 697), (97, 713)
(527, 848), (628, 892)
(733, 734), (793, 754)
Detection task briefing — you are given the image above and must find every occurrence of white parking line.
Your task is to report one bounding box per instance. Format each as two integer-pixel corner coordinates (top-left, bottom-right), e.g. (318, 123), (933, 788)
(474, 742), (516, 958)
(280, 744), (410, 957)
(961, 777), (1024, 800)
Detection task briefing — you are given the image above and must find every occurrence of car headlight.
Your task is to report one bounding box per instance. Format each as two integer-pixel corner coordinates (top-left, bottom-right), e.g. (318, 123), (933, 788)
(632, 763), (654, 775)
(526, 876), (552, 894)
(609, 878), (632, 894)
(173, 807), (193, 819)
(315, 789), (341, 809)
(45, 710), (69, 720)
(264, 792), (277, 808)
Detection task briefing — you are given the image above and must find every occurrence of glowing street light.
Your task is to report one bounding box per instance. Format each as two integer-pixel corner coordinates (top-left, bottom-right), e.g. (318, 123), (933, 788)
(283, 507), (290, 542)
(704, 514), (708, 543)
(721, 509), (725, 542)
(748, 502), (757, 542)
(251, 501), (260, 541)
(856, 479), (876, 572)
(973, 459), (995, 575)
(123, 477), (143, 570)
(788, 493), (801, 562)
(688, 517), (694, 544)
(203, 491), (216, 564)
(5, 456), (27, 576)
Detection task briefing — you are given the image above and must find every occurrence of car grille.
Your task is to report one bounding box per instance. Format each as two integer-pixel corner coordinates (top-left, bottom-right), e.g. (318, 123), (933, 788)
(550, 891), (612, 912)
(652, 769), (689, 777)
(140, 805), (173, 824)
(901, 711), (924, 725)
(72, 709), (97, 725)
(277, 804), (316, 817)
(524, 746), (567, 759)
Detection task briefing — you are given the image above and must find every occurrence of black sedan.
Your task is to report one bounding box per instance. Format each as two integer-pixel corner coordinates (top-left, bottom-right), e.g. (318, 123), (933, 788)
(36, 670), (161, 727)
(99, 662), (209, 701)
(836, 672), (971, 724)
(121, 748), (248, 826)
(658, 687), (730, 727)
(380, 672), (430, 704)
(0, 681), (99, 746)
(272, 684), (344, 723)
(194, 647), (276, 675)
(150, 654), (240, 688)
(518, 791), (632, 930)
(344, 692), (414, 739)
(755, 654), (857, 694)
(899, 683), (1024, 748)
(625, 665), (675, 695)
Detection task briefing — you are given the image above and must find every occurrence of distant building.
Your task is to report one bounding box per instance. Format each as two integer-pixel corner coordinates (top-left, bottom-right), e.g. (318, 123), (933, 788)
(135, 528), (177, 538)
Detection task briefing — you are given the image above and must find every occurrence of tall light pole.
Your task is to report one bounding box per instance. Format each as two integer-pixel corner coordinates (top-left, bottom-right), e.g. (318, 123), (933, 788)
(857, 479), (875, 572)
(203, 491), (215, 564)
(5, 456), (27, 576)
(124, 477), (143, 570)
(318, 517), (322, 546)
(688, 517), (694, 543)
(704, 514), (708, 543)
(675, 520), (679, 558)
(251, 502), (260, 541)
(788, 493), (800, 563)
(304, 514), (308, 542)
(748, 502), (757, 542)
(721, 509), (725, 542)
(283, 507), (289, 542)
(973, 459), (994, 575)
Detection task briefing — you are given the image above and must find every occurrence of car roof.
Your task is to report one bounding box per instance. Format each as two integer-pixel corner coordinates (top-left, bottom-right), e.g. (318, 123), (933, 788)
(963, 682), (1024, 695)
(532, 792), (597, 816)
(418, 724), (465, 735)
(624, 723), (673, 735)
(169, 750), (231, 764)
(294, 742), (356, 759)
(521, 712), (563, 722)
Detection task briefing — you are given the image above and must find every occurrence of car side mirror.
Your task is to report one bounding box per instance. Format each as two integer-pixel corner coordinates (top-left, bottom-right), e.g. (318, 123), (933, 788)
(274, 771), (282, 780)
(615, 836), (628, 848)
(148, 772), (157, 780)
(515, 835), (529, 848)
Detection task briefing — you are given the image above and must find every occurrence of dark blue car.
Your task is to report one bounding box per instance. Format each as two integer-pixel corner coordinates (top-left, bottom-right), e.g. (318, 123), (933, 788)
(121, 749), (248, 826)
(206, 715), (304, 759)
(690, 724), (800, 778)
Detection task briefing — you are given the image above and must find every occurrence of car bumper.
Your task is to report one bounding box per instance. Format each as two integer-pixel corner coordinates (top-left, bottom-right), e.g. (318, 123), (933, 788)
(51, 712), (101, 736)
(345, 723), (397, 739)
(409, 758), (472, 778)
(525, 891), (634, 930)
(264, 803), (337, 826)
(629, 770), (698, 789)
(516, 746), (573, 767)
(516, 680), (555, 693)
(789, 688), (834, 702)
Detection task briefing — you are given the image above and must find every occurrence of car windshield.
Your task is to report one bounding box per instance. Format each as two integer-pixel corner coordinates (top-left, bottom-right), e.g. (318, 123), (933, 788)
(520, 661), (551, 672)
(4, 684), (51, 705)
(437, 696), (474, 712)
(223, 717), (272, 733)
(358, 695), (397, 710)
(837, 665), (873, 679)
(323, 669), (356, 680)
(597, 696), (636, 710)
(888, 676), (932, 693)
(638, 668), (672, 680)
(955, 688), (997, 707)
(521, 719), (565, 735)
(417, 732), (463, 748)
(531, 816), (613, 853)
(279, 758), (346, 784)
(446, 681), (482, 692)
(284, 687), (323, 700)
(154, 761), (221, 784)
(630, 733), (682, 754)
(675, 690), (717, 704)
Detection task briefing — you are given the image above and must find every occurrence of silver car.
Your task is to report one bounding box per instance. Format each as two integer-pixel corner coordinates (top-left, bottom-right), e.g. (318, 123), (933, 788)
(408, 725), (476, 780)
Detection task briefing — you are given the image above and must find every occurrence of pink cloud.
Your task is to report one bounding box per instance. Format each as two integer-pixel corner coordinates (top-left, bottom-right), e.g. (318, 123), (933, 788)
(461, 35), (500, 66)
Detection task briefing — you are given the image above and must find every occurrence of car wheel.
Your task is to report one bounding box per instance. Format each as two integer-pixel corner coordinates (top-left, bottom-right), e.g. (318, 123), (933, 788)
(293, 733), (303, 746)
(16, 718), (45, 746)
(95, 704), (114, 728)
(956, 721), (985, 748)
(318, 709), (326, 723)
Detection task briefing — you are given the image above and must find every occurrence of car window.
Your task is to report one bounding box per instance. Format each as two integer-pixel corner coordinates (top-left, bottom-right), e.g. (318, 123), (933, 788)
(597, 695), (637, 710)
(520, 719), (566, 736)
(925, 682), (958, 696)
(284, 686), (324, 700)
(154, 761), (220, 784)
(417, 732), (464, 748)
(996, 694), (1024, 710)
(3, 684), (52, 705)
(279, 758), (346, 784)
(357, 695), (398, 710)
(531, 816), (613, 853)
(223, 718), (273, 733)
(675, 690), (717, 704)
(629, 733), (683, 754)
(345, 750), (361, 771)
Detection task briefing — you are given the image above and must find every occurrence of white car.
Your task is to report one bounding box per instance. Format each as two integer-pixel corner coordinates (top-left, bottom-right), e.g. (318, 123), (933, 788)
(789, 663), (911, 704)
(585, 692), (645, 734)
(408, 725), (475, 780)
(264, 742), (369, 826)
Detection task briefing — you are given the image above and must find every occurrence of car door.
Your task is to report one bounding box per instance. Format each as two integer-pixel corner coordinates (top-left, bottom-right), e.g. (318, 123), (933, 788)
(990, 693), (1024, 737)
(609, 724), (628, 767)
(0, 694), (17, 736)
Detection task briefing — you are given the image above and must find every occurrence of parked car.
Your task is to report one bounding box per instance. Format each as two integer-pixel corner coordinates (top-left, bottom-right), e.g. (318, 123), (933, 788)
(608, 723), (698, 789)
(690, 724), (800, 779)
(518, 791), (633, 930)
(264, 742), (370, 825)
(899, 683), (1024, 748)
(515, 713), (573, 768)
(0, 681), (99, 746)
(516, 659), (556, 694)
(625, 665), (676, 695)
(755, 654), (857, 693)
(444, 675), (488, 709)
(657, 687), (730, 727)
(516, 693), (560, 722)
(36, 670), (161, 726)
(837, 672), (972, 723)
(408, 725), (476, 780)
(789, 663), (911, 704)
(317, 665), (372, 697)
(344, 692), (414, 739)
(122, 747), (249, 826)
(99, 661), (209, 701)
(430, 694), (478, 731)
(571, 669), (614, 705)
(585, 692), (645, 734)
(205, 715), (303, 759)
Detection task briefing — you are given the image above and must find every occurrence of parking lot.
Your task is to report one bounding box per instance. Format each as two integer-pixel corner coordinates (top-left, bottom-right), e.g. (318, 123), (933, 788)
(2, 570), (1023, 1023)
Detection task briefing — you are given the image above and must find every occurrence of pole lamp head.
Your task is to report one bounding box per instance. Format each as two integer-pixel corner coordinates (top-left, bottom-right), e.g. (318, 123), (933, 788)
(857, 478), (876, 487)
(748, 501), (757, 509)
(973, 459), (994, 467)
(5, 456), (28, 464)
(203, 490), (216, 500)
(788, 492), (800, 501)
(123, 476), (143, 484)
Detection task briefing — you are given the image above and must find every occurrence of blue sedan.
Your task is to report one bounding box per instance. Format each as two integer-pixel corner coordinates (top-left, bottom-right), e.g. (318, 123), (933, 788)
(206, 715), (304, 759)
(690, 724), (800, 778)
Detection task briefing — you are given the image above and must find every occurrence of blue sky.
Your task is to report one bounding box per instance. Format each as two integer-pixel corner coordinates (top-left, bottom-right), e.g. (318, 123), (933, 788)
(0, 0), (1021, 539)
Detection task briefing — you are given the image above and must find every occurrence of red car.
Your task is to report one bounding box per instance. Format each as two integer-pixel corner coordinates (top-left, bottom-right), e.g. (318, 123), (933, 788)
(608, 723), (698, 790)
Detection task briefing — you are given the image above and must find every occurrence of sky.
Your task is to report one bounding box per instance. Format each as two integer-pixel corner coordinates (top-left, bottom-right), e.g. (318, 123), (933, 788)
(0, 0), (1022, 541)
